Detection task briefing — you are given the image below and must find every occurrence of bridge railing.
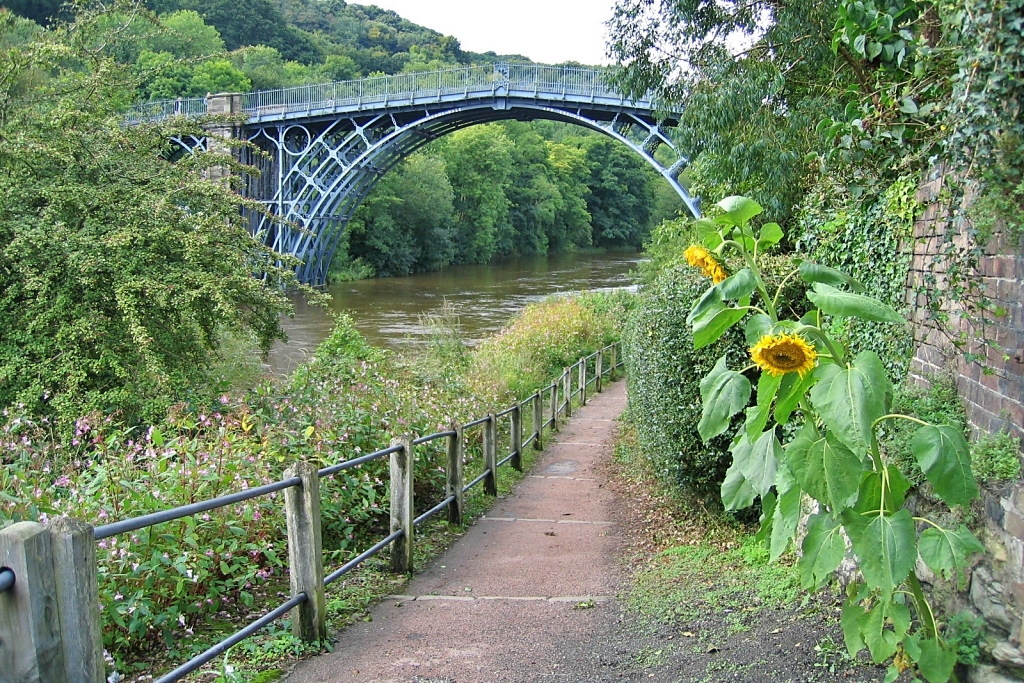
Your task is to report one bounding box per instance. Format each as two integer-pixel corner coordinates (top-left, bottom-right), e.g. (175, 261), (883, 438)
(1, 341), (623, 683)
(125, 62), (631, 124)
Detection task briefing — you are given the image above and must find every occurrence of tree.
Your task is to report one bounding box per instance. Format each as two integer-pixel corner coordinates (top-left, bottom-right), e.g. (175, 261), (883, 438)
(142, 9), (224, 58)
(346, 152), (456, 276)
(574, 136), (656, 248)
(441, 125), (514, 264)
(3, 0), (63, 26)
(0, 6), (294, 429)
(546, 141), (592, 251)
(188, 57), (249, 95)
(607, 0), (842, 224)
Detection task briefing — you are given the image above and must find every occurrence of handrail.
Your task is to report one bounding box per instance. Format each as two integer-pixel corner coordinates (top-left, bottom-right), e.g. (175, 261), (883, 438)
(93, 476), (302, 540)
(125, 61), (643, 125)
(0, 567), (14, 594)
(81, 340), (623, 683)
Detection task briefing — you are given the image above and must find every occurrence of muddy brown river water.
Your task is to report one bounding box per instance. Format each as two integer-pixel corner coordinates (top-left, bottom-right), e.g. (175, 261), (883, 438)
(266, 251), (645, 375)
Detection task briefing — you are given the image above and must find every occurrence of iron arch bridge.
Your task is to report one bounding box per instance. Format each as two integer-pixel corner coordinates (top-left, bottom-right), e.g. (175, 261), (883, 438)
(134, 63), (699, 286)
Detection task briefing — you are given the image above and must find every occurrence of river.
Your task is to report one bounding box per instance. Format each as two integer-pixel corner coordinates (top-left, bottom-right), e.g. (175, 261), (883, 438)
(266, 251), (645, 375)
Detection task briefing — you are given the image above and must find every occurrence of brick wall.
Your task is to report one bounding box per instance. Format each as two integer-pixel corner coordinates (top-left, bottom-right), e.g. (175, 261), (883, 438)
(907, 173), (1024, 680)
(906, 174), (1024, 446)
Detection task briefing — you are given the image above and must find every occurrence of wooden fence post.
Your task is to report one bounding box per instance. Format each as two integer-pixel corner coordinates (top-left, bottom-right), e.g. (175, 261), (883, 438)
(532, 392), (544, 451)
(549, 381), (559, 430)
(283, 461), (326, 643)
(50, 517), (104, 683)
(511, 405), (523, 472)
(579, 359), (587, 406)
(389, 436), (415, 573)
(447, 426), (464, 525)
(483, 414), (498, 496)
(609, 343), (618, 381)
(0, 522), (67, 683)
(596, 349), (604, 393)
(563, 368), (572, 418)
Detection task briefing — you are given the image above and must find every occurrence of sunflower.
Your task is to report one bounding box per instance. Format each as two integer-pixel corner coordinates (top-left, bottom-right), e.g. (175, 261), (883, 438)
(683, 245), (728, 284)
(749, 333), (818, 377)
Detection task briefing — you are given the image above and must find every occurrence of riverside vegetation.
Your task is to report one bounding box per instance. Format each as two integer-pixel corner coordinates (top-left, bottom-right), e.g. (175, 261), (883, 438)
(0, 290), (631, 680)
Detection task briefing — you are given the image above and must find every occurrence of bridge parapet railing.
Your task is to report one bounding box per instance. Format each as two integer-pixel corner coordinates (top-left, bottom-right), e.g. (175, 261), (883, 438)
(0, 341), (624, 683)
(125, 62), (636, 124)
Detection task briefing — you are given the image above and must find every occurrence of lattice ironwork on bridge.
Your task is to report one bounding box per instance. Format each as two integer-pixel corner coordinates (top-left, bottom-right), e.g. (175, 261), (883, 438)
(135, 62), (699, 286)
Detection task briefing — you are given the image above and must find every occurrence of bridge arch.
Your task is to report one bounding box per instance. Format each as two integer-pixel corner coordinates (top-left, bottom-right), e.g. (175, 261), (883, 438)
(243, 103), (698, 284)
(134, 63), (699, 285)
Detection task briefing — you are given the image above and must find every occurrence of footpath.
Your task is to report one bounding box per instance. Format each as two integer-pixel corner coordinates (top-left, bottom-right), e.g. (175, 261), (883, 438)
(284, 379), (630, 683)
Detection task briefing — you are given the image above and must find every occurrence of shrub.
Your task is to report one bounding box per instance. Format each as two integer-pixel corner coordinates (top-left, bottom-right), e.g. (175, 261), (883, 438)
(469, 291), (629, 399)
(972, 430), (1022, 483)
(622, 265), (748, 496)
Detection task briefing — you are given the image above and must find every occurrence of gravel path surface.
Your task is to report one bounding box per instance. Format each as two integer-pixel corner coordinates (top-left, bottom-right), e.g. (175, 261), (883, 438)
(283, 380), (632, 683)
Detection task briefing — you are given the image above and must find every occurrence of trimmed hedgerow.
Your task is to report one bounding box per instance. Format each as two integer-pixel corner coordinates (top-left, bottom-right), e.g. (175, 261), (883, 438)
(622, 265), (748, 497)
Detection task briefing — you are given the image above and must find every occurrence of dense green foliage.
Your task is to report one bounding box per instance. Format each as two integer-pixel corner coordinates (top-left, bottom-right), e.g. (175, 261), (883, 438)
(1, 293), (629, 674)
(609, 0), (1023, 360)
(0, 7), (293, 430)
(329, 122), (665, 281)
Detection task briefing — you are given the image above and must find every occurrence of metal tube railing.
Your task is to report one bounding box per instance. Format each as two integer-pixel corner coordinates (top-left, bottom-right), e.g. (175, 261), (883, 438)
(153, 592), (307, 683)
(93, 476), (302, 540)
(0, 567), (14, 594)
(50, 340), (624, 682)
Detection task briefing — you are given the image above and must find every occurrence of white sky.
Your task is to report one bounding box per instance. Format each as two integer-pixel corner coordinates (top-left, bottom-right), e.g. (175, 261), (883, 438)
(351, 0), (618, 66)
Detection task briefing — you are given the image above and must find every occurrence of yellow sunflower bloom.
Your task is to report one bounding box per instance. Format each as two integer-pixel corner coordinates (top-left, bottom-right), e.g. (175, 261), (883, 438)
(684, 245), (728, 284)
(749, 333), (818, 377)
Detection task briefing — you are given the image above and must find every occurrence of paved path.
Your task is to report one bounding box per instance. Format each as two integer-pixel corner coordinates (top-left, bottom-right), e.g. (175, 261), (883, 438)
(285, 380), (629, 683)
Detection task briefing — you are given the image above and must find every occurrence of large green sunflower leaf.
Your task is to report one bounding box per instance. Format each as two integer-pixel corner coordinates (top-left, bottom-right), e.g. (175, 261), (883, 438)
(918, 638), (957, 683)
(918, 524), (984, 582)
(911, 424), (978, 507)
(807, 283), (904, 323)
(733, 429), (781, 498)
(809, 352), (892, 456)
(770, 461), (801, 561)
(798, 262), (866, 292)
(774, 367), (819, 424)
(698, 356), (751, 441)
(800, 513), (847, 589)
(717, 195), (763, 225)
(721, 459), (756, 511)
(841, 508), (916, 596)
(787, 427), (864, 510)
(687, 286), (747, 350)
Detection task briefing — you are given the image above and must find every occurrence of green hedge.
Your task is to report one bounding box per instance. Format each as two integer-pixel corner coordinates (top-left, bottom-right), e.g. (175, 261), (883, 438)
(622, 265), (748, 496)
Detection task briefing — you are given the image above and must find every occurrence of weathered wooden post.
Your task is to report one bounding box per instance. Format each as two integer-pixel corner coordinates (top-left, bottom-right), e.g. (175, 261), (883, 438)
(563, 368), (572, 418)
(532, 392), (544, 451)
(447, 426), (464, 524)
(389, 436), (415, 573)
(0, 522), (67, 683)
(549, 381), (559, 430)
(283, 461), (327, 642)
(595, 349), (604, 393)
(50, 518), (104, 683)
(511, 405), (523, 472)
(483, 414), (498, 496)
(609, 343), (618, 381)
(579, 359), (588, 406)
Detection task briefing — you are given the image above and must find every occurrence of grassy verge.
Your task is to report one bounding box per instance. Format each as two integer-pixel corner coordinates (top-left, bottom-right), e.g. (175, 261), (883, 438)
(609, 420), (886, 683)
